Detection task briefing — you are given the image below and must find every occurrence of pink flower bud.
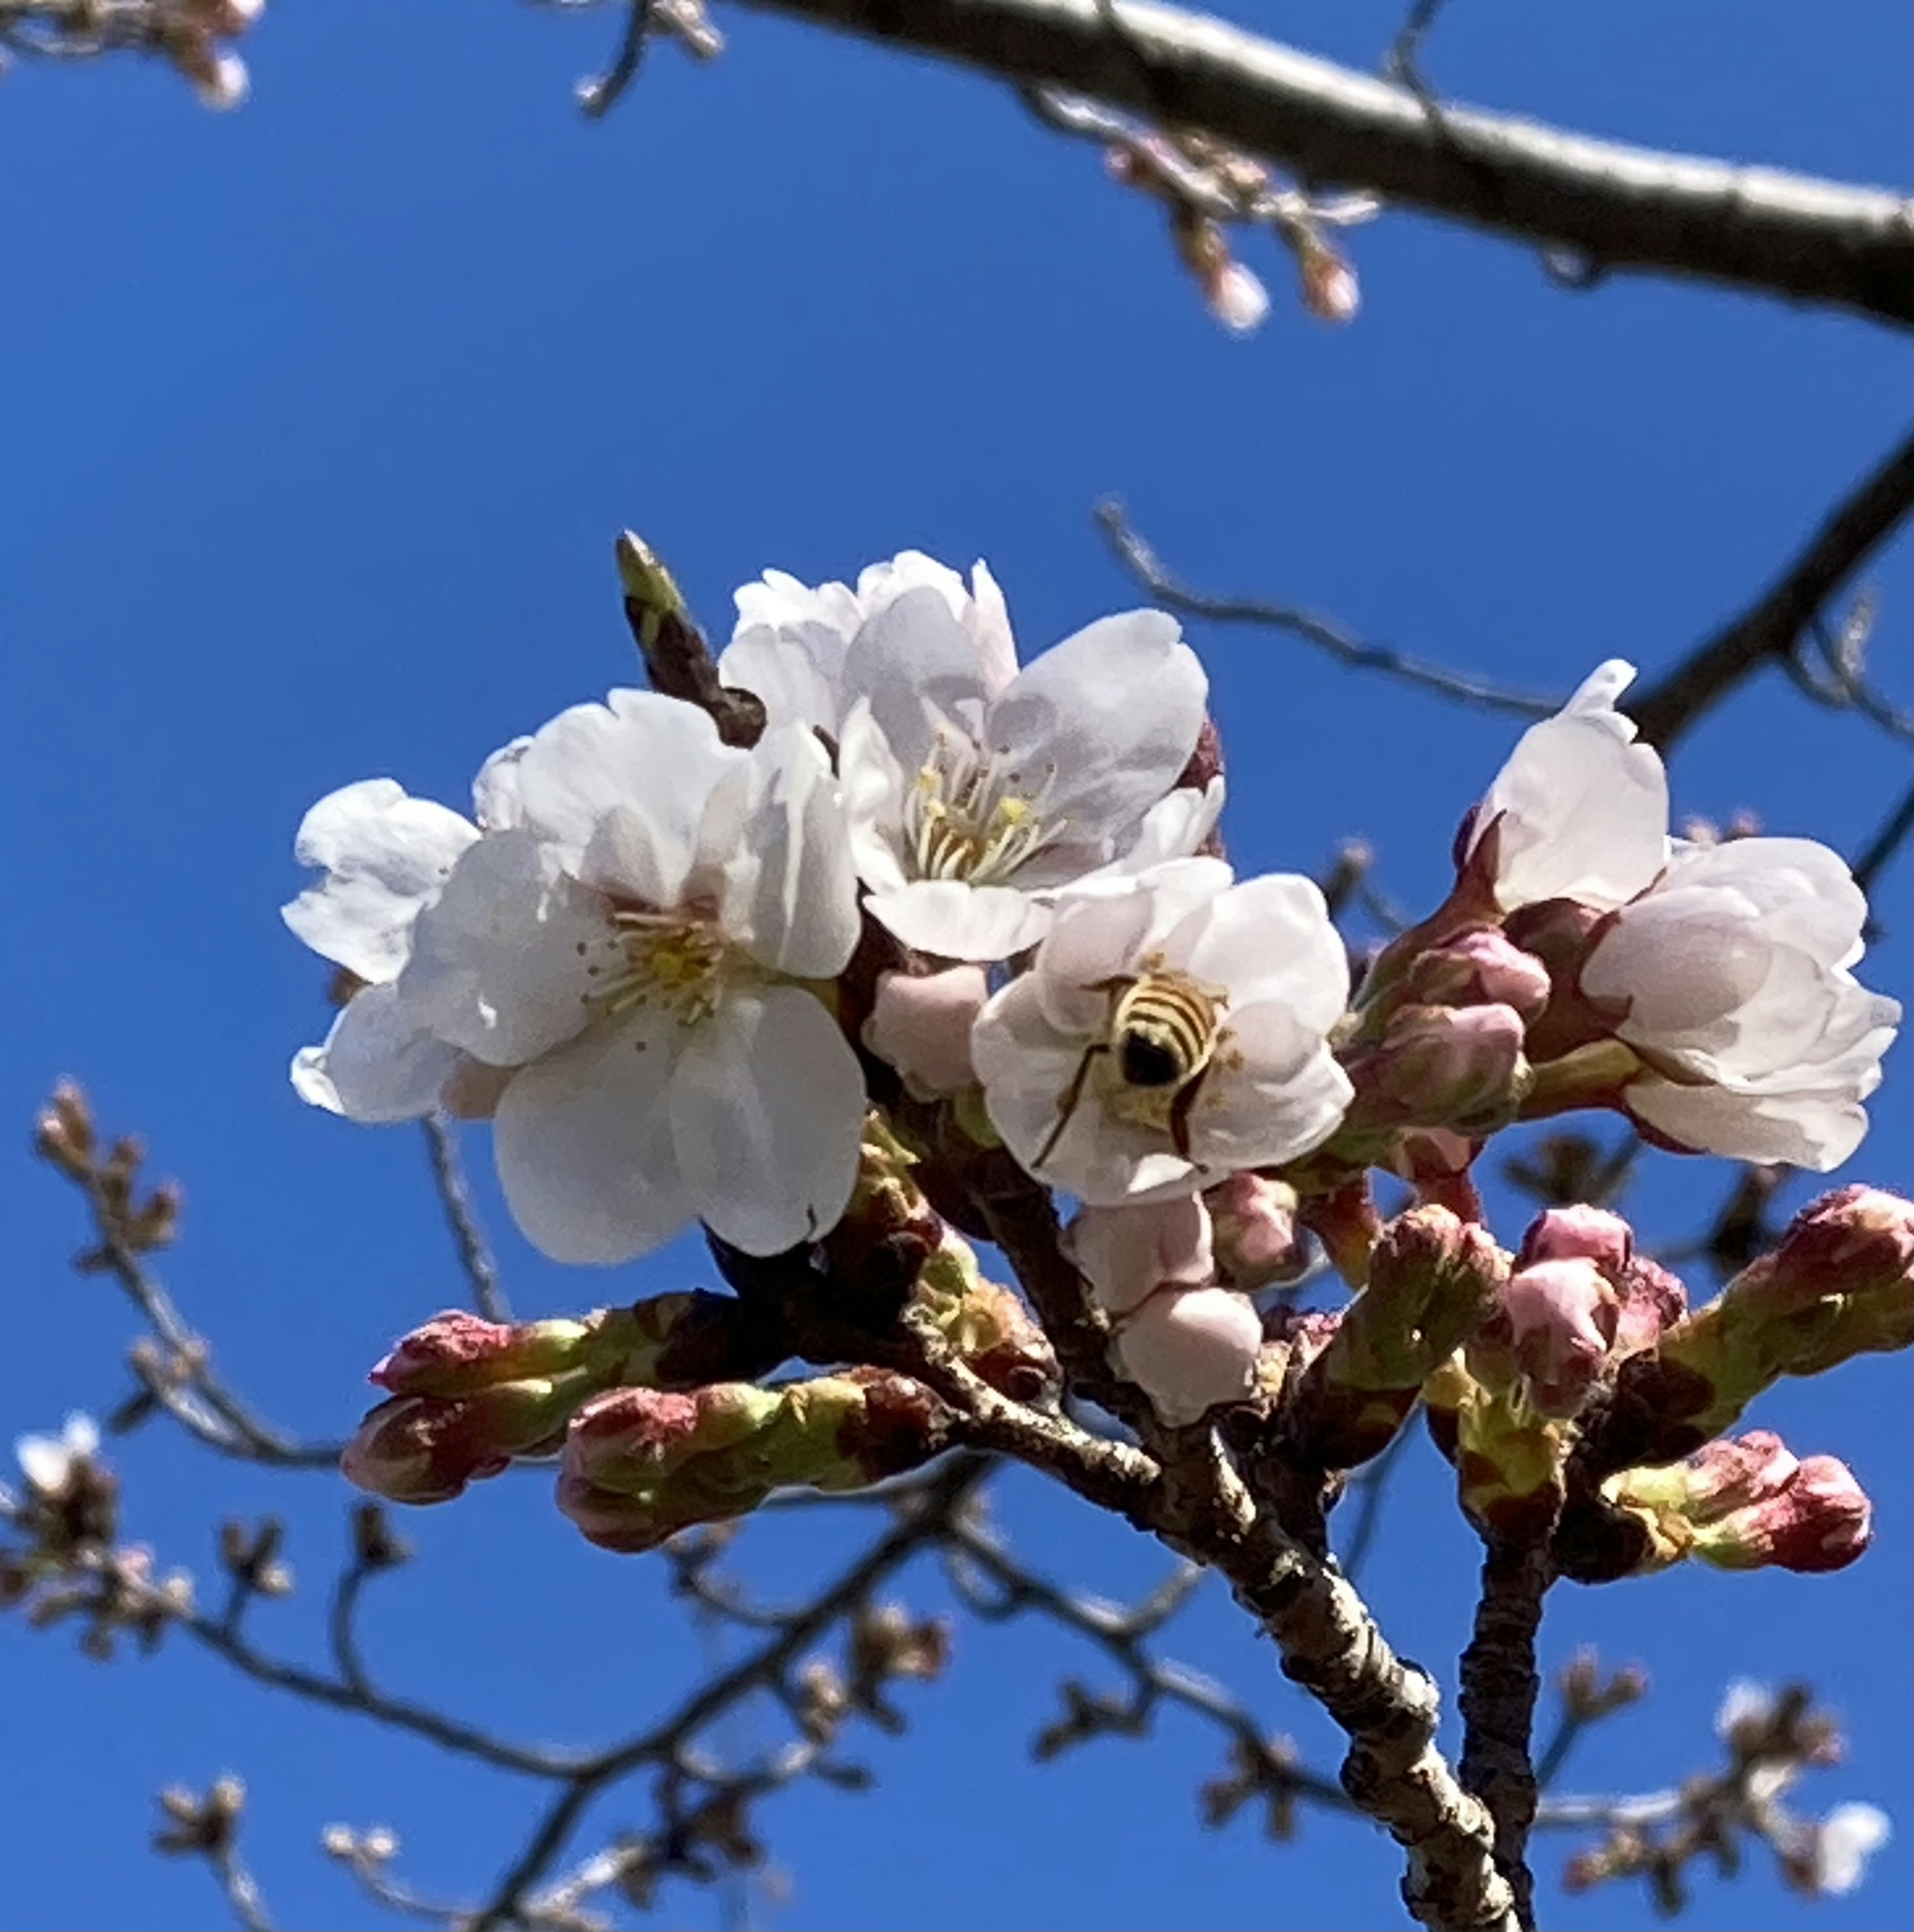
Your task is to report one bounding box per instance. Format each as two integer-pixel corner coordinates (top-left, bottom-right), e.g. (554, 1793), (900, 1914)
(1695, 1453), (1872, 1574)
(1680, 1428), (1800, 1515)
(1502, 1256), (1617, 1417)
(1407, 928), (1554, 1023)
(863, 966), (988, 1097)
(341, 1384), (570, 1505)
(1298, 240), (1359, 323)
(1345, 1002), (1530, 1134)
(370, 1310), (594, 1397)
(1519, 1204), (1633, 1276)
(1206, 1172), (1308, 1290)
(1613, 1253), (1686, 1354)
(1110, 1286), (1262, 1427)
(1204, 259), (1271, 336)
(1757, 1185), (1914, 1308)
(1067, 1196), (1214, 1317)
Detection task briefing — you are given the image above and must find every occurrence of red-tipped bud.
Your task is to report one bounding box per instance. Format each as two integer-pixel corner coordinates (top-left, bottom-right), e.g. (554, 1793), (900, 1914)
(1406, 928), (1553, 1023)
(341, 1385), (570, 1505)
(1694, 1453), (1873, 1575)
(370, 1311), (596, 1396)
(1752, 1186), (1914, 1311)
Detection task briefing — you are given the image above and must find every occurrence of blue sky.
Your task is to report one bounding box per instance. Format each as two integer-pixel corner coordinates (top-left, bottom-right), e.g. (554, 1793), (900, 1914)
(1, 1), (1909, 1928)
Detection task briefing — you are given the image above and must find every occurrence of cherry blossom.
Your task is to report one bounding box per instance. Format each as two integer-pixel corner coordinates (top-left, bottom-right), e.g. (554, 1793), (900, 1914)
(719, 551), (1213, 960)
(288, 693), (866, 1261)
(971, 860), (1351, 1205)
(1584, 836), (1901, 1168)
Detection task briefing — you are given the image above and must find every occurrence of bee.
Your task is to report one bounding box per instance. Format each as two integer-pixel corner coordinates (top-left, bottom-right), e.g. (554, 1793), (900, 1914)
(1034, 969), (1228, 1168)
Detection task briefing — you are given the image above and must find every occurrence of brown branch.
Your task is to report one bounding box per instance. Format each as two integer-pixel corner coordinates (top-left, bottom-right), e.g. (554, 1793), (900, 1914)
(1457, 1537), (1554, 1931)
(1630, 428), (1914, 749)
(727, 0), (1914, 327)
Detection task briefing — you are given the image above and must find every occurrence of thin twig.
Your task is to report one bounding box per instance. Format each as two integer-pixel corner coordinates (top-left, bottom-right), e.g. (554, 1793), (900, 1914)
(421, 1116), (509, 1322)
(1095, 500), (1560, 717)
(1852, 781), (1914, 900)
(1339, 1410), (1416, 1584)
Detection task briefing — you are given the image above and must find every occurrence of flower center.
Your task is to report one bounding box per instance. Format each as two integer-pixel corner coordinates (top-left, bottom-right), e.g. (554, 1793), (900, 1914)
(904, 725), (1062, 888)
(584, 909), (731, 1027)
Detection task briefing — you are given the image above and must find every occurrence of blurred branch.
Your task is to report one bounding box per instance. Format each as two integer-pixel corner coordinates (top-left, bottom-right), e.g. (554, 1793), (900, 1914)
(421, 1115), (509, 1323)
(725, 0), (1914, 326)
(34, 1085), (346, 1472)
(1853, 781), (1914, 901)
(1095, 500), (1559, 717)
(1631, 428), (1914, 750)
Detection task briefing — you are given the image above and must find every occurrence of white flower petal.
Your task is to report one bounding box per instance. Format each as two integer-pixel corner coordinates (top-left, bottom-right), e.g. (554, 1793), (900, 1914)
(1815, 1803), (1891, 1896)
(864, 880), (1053, 962)
(292, 982), (462, 1123)
(839, 698), (912, 894)
(718, 625), (845, 740)
(724, 729), (861, 979)
(1083, 779), (1225, 882)
(670, 985), (865, 1255)
(985, 611), (1205, 864)
(1473, 660), (1669, 910)
(472, 738), (532, 831)
(283, 779), (477, 983)
(402, 829), (603, 1067)
(1169, 875), (1348, 1030)
(1187, 1002), (1354, 1172)
(842, 590), (995, 766)
(492, 1013), (693, 1264)
(513, 688), (739, 886)
(1625, 1077), (1870, 1172)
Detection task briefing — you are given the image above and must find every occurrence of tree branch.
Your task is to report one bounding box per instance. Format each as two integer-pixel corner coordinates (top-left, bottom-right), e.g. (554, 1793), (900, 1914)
(1630, 428), (1914, 749)
(729, 0), (1914, 327)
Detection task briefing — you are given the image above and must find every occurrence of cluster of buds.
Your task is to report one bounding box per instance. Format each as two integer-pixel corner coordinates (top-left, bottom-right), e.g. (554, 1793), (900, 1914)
(1, 1416), (193, 1657)
(34, 1081), (181, 1260)
(342, 1296), (759, 1505)
(558, 1371), (951, 1553)
(1093, 118), (1370, 334)
(1564, 1683), (1890, 1911)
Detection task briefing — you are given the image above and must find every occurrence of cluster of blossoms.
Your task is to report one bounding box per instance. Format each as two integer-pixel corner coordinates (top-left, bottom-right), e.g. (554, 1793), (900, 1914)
(285, 547), (1902, 1502)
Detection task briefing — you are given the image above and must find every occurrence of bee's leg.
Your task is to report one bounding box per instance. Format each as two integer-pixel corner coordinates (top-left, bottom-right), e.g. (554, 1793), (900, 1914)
(1033, 1042), (1109, 1171)
(1167, 1069), (1207, 1161)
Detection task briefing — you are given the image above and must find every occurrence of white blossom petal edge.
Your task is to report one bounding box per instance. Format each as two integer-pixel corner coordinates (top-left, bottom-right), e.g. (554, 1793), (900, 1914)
(15, 1413), (99, 1495)
(971, 861), (1353, 1204)
(1470, 660), (1669, 911)
(1582, 836), (1901, 1170)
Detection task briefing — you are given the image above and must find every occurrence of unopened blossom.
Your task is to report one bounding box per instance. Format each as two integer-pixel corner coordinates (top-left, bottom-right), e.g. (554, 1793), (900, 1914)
(1111, 1286), (1263, 1426)
(1206, 1171), (1308, 1290)
(863, 965), (988, 1097)
(1342, 1001), (1530, 1134)
(1468, 660), (1668, 911)
(972, 861), (1352, 1204)
(1406, 927), (1553, 1022)
(1501, 1256), (1616, 1417)
(1518, 1204), (1632, 1275)
(1583, 836), (1900, 1169)
(1067, 1195), (1215, 1317)
(718, 551), (1213, 960)
(288, 693), (865, 1261)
